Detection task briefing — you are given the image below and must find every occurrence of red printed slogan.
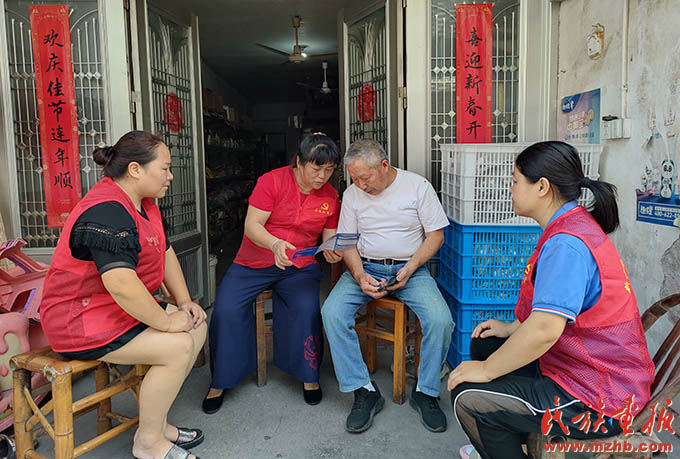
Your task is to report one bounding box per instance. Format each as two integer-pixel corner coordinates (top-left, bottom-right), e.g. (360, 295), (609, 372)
(456, 3), (492, 143)
(30, 5), (82, 228)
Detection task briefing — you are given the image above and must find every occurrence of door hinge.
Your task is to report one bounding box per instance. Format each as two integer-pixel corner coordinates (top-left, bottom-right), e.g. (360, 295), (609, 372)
(130, 90), (141, 114)
(124, 0), (130, 11)
(398, 86), (407, 109)
(402, 0), (407, 8)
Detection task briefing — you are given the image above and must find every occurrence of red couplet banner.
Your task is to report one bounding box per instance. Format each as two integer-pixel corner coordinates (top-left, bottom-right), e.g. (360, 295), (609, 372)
(30, 5), (82, 228)
(456, 3), (493, 143)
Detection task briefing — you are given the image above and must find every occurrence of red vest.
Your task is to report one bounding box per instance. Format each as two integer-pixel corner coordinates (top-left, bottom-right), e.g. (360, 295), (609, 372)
(515, 206), (654, 418)
(41, 177), (166, 352)
(234, 166), (339, 269)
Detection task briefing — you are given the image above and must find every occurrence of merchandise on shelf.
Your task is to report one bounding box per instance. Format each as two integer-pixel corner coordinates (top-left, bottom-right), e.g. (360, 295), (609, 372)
(203, 113), (263, 245)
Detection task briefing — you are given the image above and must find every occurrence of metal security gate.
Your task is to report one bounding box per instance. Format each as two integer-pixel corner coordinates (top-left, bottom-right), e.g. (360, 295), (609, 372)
(347, 7), (388, 150)
(2, 0), (107, 249)
(340, 0), (405, 168)
(429, 0), (520, 192)
(142, 6), (206, 302)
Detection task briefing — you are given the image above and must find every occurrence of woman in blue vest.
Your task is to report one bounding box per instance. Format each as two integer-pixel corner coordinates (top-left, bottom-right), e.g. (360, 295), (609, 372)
(203, 133), (342, 414)
(448, 141), (654, 459)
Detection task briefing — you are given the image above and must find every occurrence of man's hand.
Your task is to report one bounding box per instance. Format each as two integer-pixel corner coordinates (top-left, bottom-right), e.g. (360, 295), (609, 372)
(272, 239), (296, 270)
(357, 272), (388, 299)
(178, 301), (207, 328)
(447, 360), (492, 391)
(323, 250), (343, 264)
(386, 263), (417, 292)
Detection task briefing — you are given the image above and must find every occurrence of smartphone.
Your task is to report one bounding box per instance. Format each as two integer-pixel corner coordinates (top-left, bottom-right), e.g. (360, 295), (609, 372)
(378, 275), (398, 291)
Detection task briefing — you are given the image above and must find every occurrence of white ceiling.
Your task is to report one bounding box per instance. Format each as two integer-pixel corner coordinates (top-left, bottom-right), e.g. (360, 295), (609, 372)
(162, 0), (356, 103)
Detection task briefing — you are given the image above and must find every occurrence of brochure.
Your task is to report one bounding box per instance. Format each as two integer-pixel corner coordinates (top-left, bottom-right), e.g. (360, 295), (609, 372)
(292, 233), (360, 259)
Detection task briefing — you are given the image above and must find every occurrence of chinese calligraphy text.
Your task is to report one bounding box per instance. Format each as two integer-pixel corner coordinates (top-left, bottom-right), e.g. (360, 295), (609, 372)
(31, 5), (82, 228)
(456, 4), (492, 143)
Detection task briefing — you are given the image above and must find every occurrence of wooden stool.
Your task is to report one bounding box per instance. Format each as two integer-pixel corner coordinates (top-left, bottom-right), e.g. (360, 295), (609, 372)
(354, 297), (423, 404)
(255, 289), (273, 387)
(11, 346), (148, 459)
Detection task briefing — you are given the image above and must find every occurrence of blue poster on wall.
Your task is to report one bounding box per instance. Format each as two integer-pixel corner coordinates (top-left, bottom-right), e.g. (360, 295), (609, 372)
(557, 88), (601, 144)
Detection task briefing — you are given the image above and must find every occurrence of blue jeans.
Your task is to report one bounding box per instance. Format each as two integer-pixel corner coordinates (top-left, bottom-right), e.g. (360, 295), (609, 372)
(321, 262), (454, 397)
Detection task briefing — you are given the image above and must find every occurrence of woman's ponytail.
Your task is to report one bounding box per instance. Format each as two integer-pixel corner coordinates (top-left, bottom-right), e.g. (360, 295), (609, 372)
(582, 178), (619, 234)
(516, 141), (620, 234)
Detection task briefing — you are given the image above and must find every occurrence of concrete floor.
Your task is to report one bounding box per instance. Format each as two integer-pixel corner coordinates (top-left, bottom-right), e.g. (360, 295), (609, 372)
(52, 346), (464, 459)
(25, 254), (680, 458)
(28, 256), (470, 459)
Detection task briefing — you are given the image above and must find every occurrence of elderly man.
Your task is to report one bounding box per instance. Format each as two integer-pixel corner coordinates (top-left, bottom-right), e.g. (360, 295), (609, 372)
(322, 139), (454, 434)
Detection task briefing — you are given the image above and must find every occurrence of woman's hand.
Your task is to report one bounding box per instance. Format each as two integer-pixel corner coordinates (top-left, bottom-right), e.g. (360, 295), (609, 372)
(471, 319), (514, 339)
(447, 360), (492, 391)
(165, 310), (193, 333)
(322, 250), (342, 264)
(272, 239), (296, 270)
(178, 301), (207, 328)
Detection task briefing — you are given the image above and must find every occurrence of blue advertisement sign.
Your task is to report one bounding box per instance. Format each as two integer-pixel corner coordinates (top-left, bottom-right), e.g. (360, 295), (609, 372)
(557, 88), (600, 144)
(636, 200), (680, 227)
(636, 146), (679, 226)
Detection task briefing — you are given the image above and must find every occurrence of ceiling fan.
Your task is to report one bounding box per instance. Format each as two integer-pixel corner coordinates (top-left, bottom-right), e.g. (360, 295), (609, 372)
(296, 61), (337, 94)
(256, 16), (337, 64)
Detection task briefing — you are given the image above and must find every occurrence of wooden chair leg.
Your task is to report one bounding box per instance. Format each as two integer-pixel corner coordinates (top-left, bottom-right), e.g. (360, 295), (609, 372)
(52, 373), (74, 459)
(255, 293), (267, 387)
(393, 305), (406, 404)
(365, 303), (377, 373)
(95, 363), (112, 435)
(13, 368), (33, 458)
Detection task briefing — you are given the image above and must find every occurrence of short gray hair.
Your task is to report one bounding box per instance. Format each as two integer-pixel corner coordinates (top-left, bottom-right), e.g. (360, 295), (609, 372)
(344, 139), (388, 167)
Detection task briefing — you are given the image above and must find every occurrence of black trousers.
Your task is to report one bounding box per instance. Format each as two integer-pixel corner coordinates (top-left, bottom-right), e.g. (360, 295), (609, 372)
(450, 337), (622, 459)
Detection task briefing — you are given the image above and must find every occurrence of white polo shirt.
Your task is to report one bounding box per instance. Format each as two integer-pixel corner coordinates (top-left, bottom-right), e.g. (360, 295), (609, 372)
(337, 168), (449, 260)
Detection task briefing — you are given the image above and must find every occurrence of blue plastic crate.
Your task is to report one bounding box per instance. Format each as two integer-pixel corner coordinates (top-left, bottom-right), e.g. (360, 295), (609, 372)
(437, 220), (541, 303)
(439, 283), (517, 358)
(447, 337), (469, 367)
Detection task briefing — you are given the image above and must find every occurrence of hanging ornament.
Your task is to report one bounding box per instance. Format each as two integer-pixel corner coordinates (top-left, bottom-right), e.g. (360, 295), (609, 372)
(164, 92), (183, 132)
(357, 83), (377, 123)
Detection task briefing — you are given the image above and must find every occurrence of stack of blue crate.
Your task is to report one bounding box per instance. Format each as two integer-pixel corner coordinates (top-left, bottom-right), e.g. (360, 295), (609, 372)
(437, 220), (541, 366)
(436, 143), (600, 367)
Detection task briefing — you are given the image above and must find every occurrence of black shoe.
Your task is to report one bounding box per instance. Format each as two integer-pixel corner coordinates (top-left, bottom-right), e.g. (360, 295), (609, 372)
(202, 389), (224, 415)
(410, 386), (447, 432)
(303, 384), (323, 405)
(345, 382), (385, 433)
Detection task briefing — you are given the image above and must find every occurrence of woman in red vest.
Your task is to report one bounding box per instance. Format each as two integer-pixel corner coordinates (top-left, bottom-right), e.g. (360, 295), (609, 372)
(41, 131), (206, 459)
(448, 141), (654, 459)
(203, 133), (342, 414)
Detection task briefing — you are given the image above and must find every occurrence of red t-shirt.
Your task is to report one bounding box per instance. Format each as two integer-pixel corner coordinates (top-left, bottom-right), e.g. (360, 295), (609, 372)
(233, 167), (340, 269)
(250, 175), (332, 224)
